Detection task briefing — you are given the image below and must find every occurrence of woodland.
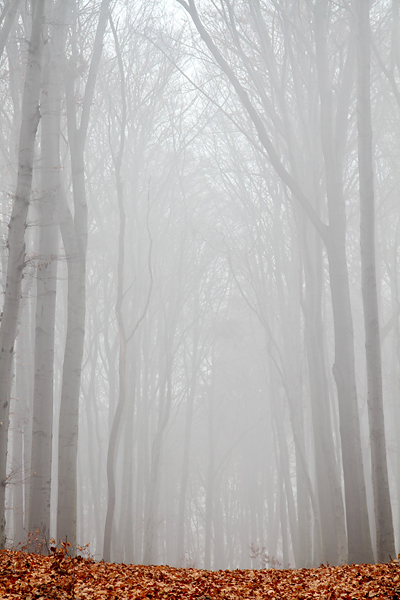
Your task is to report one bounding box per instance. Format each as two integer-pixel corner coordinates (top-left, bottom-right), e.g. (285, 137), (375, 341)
(0, 0), (399, 575)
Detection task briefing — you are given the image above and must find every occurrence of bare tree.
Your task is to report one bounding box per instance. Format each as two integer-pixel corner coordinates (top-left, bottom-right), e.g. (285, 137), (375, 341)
(0, 0), (45, 549)
(356, 0), (395, 562)
(57, 0), (111, 551)
(0, 0), (21, 60)
(103, 14), (154, 562)
(175, 0), (376, 563)
(28, 0), (70, 549)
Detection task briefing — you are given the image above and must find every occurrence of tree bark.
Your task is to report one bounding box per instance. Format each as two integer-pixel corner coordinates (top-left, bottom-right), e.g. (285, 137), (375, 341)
(28, 0), (69, 547)
(176, 310), (200, 565)
(300, 213), (347, 565)
(143, 363), (173, 565)
(0, 0), (21, 60)
(57, 0), (111, 550)
(103, 15), (128, 563)
(0, 0), (45, 549)
(178, 0), (374, 564)
(356, 0), (395, 563)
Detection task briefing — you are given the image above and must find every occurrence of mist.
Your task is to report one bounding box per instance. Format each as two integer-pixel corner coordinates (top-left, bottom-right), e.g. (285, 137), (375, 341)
(0, 0), (399, 570)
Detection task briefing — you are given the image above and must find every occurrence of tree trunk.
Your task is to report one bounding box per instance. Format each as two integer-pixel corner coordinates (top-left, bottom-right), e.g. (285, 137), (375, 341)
(204, 377), (215, 570)
(0, 0), (45, 549)
(176, 309), (200, 565)
(143, 372), (173, 565)
(0, 0), (21, 60)
(103, 16), (128, 562)
(300, 214), (347, 565)
(28, 0), (67, 545)
(356, 0), (395, 563)
(57, 0), (111, 550)
(313, 0), (374, 563)
(179, 0), (373, 563)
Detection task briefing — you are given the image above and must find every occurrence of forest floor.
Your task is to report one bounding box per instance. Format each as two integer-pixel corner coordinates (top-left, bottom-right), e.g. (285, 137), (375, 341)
(0, 547), (399, 599)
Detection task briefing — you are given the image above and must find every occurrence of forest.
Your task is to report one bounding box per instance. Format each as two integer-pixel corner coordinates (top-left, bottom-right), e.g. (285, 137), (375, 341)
(0, 0), (399, 572)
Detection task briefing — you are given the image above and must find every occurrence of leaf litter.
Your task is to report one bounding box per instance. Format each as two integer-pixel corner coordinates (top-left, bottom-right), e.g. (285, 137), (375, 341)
(1, 548), (399, 599)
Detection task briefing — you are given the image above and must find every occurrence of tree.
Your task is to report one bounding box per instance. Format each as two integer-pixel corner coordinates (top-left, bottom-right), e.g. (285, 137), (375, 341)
(2, 0), (398, 567)
(175, 0), (375, 563)
(57, 0), (111, 551)
(313, 0), (373, 563)
(103, 13), (153, 562)
(0, 0), (45, 549)
(28, 0), (70, 549)
(356, 0), (395, 562)
(0, 0), (21, 60)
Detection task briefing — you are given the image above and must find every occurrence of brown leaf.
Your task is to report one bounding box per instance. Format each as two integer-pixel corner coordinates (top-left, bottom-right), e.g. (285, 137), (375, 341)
(1, 550), (399, 600)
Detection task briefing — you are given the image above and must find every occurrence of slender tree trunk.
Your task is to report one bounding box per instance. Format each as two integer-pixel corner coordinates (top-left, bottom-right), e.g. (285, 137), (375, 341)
(5, 273), (34, 547)
(10, 286), (34, 549)
(117, 386), (136, 563)
(28, 1), (67, 545)
(356, 0), (395, 563)
(83, 352), (103, 553)
(326, 222), (375, 563)
(301, 215), (347, 565)
(273, 214), (313, 568)
(0, 0), (21, 60)
(0, 0), (45, 549)
(272, 396), (299, 566)
(103, 16), (128, 562)
(204, 375), (215, 571)
(279, 476), (290, 569)
(103, 316), (127, 563)
(11, 353), (27, 547)
(313, 0), (374, 563)
(213, 475), (224, 569)
(176, 311), (200, 565)
(179, 0), (373, 563)
(57, 202), (85, 550)
(143, 372), (173, 565)
(57, 0), (111, 549)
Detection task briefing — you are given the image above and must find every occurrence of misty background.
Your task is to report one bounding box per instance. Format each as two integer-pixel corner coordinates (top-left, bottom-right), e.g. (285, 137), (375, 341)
(0, 0), (399, 570)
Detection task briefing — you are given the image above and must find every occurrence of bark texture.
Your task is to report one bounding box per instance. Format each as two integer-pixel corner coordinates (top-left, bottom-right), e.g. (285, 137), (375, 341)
(0, 0), (45, 549)
(356, 0), (395, 562)
(57, 0), (111, 550)
(28, 0), (69, 544)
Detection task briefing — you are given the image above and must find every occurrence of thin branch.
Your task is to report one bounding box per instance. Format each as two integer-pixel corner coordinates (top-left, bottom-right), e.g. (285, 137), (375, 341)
(175, 0), (328, 244)
(126, 184), (154, 344)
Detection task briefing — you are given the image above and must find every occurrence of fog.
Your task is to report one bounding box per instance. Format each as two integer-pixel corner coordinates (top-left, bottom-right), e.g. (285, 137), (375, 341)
(0, 0), (399, 569)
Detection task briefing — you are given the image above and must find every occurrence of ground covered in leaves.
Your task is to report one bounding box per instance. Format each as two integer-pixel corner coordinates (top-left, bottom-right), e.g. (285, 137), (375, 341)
(1, 548), (399, 599)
